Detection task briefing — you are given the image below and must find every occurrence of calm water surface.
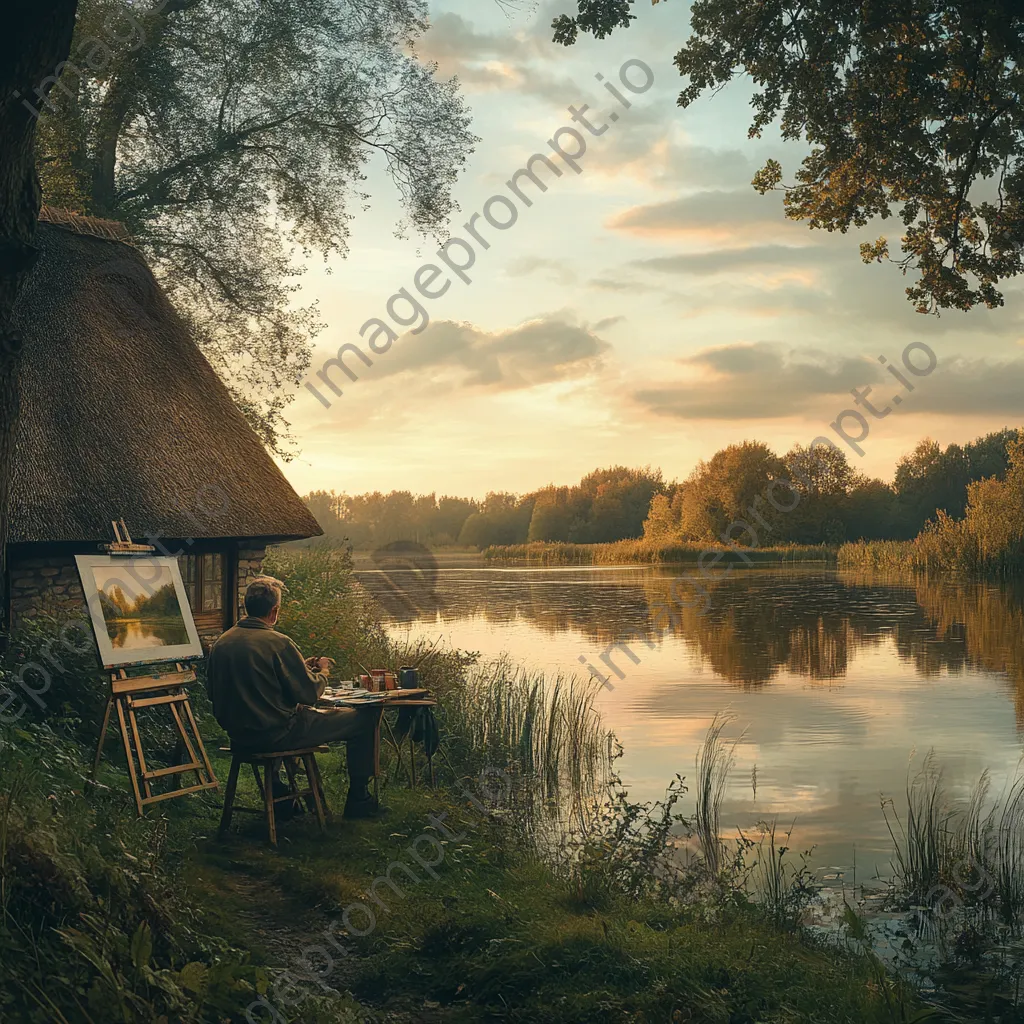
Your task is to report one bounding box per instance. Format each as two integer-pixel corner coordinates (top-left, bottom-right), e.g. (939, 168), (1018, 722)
(358, 563), (1024, 875)
(107, 616), (189, 648)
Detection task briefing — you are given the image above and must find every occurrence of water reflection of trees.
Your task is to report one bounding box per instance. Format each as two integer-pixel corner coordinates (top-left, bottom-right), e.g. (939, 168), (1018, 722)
(107, 617), (190, 648)
(902, 575), (1024, 723)
(382, 567), (1024, 714)
(645, 572), (916, 687)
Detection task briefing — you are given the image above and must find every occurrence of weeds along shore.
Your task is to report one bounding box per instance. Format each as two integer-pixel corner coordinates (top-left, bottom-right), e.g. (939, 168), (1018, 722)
(483, 539), (837, 567)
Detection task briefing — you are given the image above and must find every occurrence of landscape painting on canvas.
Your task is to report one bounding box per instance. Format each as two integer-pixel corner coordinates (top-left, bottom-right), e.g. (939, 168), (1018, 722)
(76, 555), (203, 667)
(92, 564), (190, 649)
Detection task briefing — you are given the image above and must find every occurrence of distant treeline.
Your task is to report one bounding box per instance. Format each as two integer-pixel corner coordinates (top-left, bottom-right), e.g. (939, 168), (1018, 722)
(302, 428), (1021, 551)
(840, 431), (1024, 575)
(303, 467), (662, 550)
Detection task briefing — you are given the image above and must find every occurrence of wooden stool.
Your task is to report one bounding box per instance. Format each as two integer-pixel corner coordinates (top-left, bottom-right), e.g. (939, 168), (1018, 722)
(218, 745), (330, 846)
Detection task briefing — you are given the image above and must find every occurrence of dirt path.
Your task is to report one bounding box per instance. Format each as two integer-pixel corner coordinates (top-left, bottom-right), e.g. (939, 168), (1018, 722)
(216, 872), (453, 1023)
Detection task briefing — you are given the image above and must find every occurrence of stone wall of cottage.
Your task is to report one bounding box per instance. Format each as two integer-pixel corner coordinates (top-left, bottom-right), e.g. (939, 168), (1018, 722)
(9, 554), (85, 628)
(236, 545), (268, 619)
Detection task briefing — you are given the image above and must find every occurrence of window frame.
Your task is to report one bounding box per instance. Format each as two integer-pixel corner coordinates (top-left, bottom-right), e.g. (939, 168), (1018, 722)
(178, 545), (235, 634)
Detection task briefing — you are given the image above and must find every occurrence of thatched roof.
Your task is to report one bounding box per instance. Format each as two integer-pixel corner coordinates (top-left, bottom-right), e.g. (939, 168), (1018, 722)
(9, 222), (322, 544)
(38, 206), (133, 243)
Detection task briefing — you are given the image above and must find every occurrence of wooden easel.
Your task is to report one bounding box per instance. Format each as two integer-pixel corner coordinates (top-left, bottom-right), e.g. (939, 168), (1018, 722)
(91, 663), (218, 816)
(87, 521), (218, 815)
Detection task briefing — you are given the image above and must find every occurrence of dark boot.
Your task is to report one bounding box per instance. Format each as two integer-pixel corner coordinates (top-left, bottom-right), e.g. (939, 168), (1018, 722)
(343, 776), (380, 819)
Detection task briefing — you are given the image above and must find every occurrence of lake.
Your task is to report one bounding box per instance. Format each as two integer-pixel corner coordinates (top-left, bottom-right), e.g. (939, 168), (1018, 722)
(356, 561), (1024, 879)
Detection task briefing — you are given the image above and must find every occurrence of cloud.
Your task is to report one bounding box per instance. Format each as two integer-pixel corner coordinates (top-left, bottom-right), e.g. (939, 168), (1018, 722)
(657, 144), (756, 189)
(635, 244), (837, 277)
(594, 315), (625, 331)
(609, 189), (795, 242)
(369, 313), (611, 390)
(632, 343), (881, 420)
(611, 190), (1024, 338)
(631, 342), (1024, 421)
(505, 256), (577, 284)
(589, 134), (764, 189)
(416, 11), (573, 101)
(906, 355), (1024, 417)
(417, 12), (524, 64)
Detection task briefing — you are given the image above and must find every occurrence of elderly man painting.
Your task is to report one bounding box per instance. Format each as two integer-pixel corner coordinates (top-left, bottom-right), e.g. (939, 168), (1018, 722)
(208, 577), (379, 818)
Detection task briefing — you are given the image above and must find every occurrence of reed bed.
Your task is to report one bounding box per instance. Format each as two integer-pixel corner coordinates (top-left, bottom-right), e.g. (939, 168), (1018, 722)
(884, 753), (1024, 927)
(442, 657), (617, 829)
(883, 752), (950, 900)
(837, 539), (919, 573)
(838, 524), (1024, 576)
(483, 540), (837, 566)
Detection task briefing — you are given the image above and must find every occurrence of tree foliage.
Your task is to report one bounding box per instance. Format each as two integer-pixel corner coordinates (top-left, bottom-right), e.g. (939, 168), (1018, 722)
(893, 428), (1016, 532)
(900, 430), (1024, 571)
(459, 495), (536, 549)
(526, 466), (664, 543)
(556, 0), (1024, 314)
(638, 429), (1018, 546)
(305, 432), (1020, 552)
(551, 0), (638, 45)
(304, 489), (481, 548)
(304, 468), (664, 550)
(38, 0), (475, 451)
(672, 441), (783, 542)
(783, 442), (856, 543)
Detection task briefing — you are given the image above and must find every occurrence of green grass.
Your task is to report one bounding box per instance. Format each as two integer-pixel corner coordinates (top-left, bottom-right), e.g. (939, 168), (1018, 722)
(0, 717), (937, 1024)
(191, 750), (928, 1024)
(483, 539), (837, 566)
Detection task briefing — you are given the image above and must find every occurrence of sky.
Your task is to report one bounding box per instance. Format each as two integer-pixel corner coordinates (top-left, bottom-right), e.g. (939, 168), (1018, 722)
(278, 0), (1024, 500)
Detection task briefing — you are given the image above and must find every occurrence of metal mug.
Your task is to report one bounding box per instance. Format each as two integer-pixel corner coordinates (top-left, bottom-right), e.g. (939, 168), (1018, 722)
(399, 666), (419, 689)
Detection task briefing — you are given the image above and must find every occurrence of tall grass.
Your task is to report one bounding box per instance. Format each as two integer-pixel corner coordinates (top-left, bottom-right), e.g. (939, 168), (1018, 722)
(837, 539), (919, 572)
(991, 773), (1024, 924)
(884, 753), (1024, 928)
(739, 819), (816, 928)
(839, 512), (1024, 576)
(693, 713), (739, 876)
(484, 539), (836, 566)
(442, 657), (616, 829)
(883, 752), (951, 900)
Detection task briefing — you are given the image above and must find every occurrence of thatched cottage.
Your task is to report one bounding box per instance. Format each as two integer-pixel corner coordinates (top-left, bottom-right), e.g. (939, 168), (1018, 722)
(6, 211), (322, 639)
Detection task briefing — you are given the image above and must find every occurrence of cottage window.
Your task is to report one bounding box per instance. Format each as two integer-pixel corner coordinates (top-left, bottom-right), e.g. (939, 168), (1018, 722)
(179, 552), (230, 631)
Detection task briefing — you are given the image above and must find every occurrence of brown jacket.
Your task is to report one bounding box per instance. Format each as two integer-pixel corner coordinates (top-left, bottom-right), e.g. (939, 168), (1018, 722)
(207, 617), (328, 749)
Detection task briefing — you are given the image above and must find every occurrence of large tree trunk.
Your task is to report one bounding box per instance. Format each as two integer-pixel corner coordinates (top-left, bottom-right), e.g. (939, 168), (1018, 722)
(0, 1), (78, 626)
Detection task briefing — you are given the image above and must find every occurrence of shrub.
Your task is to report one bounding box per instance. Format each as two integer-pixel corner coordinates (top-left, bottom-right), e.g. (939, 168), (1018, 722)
(2, 612), (108, 739)
(0, 723), (265, 1022)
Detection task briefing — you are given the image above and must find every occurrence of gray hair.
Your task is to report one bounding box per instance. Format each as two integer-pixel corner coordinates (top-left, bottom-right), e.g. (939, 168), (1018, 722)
(244, 577), (284, 618)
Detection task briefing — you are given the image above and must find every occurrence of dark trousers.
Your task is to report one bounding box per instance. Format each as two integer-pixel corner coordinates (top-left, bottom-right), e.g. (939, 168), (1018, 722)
(244, 706), (381, 780)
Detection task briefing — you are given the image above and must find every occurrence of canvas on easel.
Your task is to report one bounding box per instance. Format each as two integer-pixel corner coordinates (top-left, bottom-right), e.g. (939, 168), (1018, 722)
(78, 530), (218, 815)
